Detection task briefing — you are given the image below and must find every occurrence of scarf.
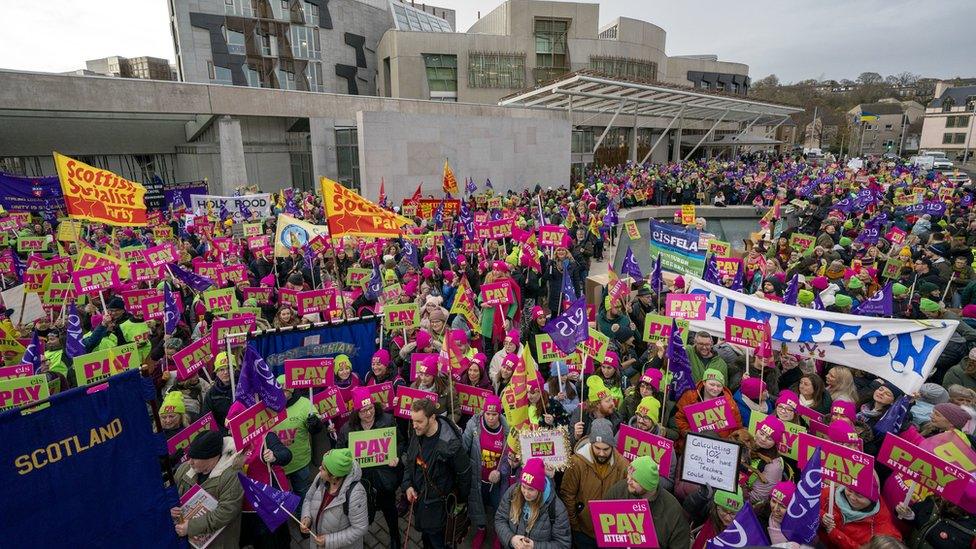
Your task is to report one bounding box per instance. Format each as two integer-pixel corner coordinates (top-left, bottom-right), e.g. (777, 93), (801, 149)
(836, 487), (880, 524)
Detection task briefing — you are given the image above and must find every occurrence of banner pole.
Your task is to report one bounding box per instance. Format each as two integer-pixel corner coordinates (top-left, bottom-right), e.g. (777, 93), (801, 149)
(942, 271), (955, 303)
(580, 350), (588, 423)
(828, 480), (836, 516)
(98, 290), (108, 316)
(227, 336), (236, 399)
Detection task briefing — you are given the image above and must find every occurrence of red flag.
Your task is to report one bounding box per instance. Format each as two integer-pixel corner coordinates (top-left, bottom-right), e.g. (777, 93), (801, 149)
(408, 184), (422, 204)
(378, 178), (387, 208)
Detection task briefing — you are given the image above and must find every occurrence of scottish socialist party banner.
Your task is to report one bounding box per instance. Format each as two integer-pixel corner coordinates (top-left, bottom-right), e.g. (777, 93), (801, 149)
(321, 177), (413, 238)
(53, 152), (148, 226)
(648, 219), (706, 277)
(190, 193), (271, 220)
(0, 370), (180, 548)
(251, 317), (379, 379)
(0, 172), (64, 214)
(686, 276), (956, 394)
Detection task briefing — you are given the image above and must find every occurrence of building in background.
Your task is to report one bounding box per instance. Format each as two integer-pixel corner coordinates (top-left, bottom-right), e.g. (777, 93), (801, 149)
(64, 56), (177, 80)
(847, 100), (923, 156)
(919, 81), (976, 162)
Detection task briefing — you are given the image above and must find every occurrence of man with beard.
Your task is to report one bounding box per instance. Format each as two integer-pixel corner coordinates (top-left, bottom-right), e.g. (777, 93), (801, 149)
(559, 418), (629, 549)
(603, 456), (689, 549)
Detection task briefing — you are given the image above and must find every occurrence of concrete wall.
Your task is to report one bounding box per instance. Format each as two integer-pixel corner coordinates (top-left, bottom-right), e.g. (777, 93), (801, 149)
(356, 110), (571, 203)
(663, 56), (749, 88)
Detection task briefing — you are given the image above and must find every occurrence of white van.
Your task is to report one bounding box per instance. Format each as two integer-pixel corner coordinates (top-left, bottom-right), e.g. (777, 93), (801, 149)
(910, 155), (935, 170)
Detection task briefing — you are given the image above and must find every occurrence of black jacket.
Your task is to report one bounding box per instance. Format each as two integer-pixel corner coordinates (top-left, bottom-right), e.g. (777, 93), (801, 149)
(400, 415), (472, 530)
(338, 411), (401, 493)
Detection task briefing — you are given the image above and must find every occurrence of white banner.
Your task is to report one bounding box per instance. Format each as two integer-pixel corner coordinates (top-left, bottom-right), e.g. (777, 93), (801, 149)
(189, 194), (271, 220)
(685, 276), (956, 394)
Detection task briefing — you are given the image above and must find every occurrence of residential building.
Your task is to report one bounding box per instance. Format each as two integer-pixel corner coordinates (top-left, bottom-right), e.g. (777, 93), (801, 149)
(76, 56), (176, 80)
(847, 100), (923, 156)
(919, 82), (976, 161)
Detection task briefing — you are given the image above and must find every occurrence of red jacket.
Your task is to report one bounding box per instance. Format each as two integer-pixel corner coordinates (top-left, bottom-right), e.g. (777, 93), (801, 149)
(675, 383), (743, 452)
(818, 486), (901, 549)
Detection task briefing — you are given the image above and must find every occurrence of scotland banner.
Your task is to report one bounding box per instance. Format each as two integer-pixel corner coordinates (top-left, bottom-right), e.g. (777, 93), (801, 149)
(648, 219), (707, 277)
(686, 276), (956, 394)
(251, 317), (379, 379)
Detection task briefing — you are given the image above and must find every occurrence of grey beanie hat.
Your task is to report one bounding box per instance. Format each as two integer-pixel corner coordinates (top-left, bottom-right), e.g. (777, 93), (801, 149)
(589, 418), (616, 447)
(918, 383), (949, 405)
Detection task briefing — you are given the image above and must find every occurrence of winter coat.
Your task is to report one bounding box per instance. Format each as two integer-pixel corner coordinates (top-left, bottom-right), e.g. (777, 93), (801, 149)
(301, 462), (369, 549)
(202, 378), (234, 432)
(174, 437), (244, 549)
(604, 479), (690, 549)
(494, 480), (571, 549)
(400, 415), (472, 531)
(461, 413), (510, 526)
(337, 411), (401, 494)
(558, 442), (629, 539)
(818, 486), (901, 549)
(944, 359), (976, 391)
(685, 346), (729, 384)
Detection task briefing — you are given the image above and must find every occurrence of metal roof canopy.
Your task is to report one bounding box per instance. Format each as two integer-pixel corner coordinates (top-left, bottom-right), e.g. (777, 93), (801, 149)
(498, 70), (803, 123)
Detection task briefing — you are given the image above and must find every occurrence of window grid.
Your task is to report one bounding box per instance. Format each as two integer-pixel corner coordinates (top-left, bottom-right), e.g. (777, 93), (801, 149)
(589, 56), (657, 82)
(534, 18), (569, 84)
(422, 54), (457, 93)
(468, 52), (526, 89)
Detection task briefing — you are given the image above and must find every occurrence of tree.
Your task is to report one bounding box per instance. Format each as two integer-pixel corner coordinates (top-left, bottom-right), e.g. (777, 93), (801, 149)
(856, 72), (883, 85)
(753, 74), (780, 89)
(894, 71), (919, 87)
(840, 79), (856, 87)
(885, 75), (900, 86)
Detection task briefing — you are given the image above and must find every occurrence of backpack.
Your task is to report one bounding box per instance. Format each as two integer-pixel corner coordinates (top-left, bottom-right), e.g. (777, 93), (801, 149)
(343, 477), (377, 525)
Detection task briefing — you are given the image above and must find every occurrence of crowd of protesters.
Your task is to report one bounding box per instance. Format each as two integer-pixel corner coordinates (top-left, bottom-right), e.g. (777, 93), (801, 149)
(6, 150), (976, 549)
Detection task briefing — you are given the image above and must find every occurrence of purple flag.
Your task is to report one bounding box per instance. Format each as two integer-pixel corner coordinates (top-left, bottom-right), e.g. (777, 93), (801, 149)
(666, 319), (696, 399)
(703, 254), (720, 285)
(164, 285), (180, 335)
(11, 253), (25, 282)
(444, 234), (458, 265)
(236, 345), (287, 411)
(812, 292), (825, 311)
(783, 274), (799, 306)
(364, 264), (383, 301)
(485, 178), (493, 190)
(621, 247), (643, 281)
(240, 201), (253, 220)
(169, 263), (215, 292)
(707, 502), (769, 549)
(219, 201), (231, 223)
(854, 226), (881, 246)
(650, 253), (663, 293)
(864, 211), (888, 229)
(543, 297), (588, 355)
(433, 200), (444, 229)
(730, 260), (744, 292)
(237, 473), (301, 532)
(22, 330), (41, 374)
(465, 177), (477, 195)
(458, 202), (474, 238)
(852, 281), (893, 316)
(781, 448), (823, 544)
(401, 240), (419, 268)
(873, 394), (910, 437)
(66, 302), (86, 358)
(560, 260), (577, 305)
(536, 194), (547, 227)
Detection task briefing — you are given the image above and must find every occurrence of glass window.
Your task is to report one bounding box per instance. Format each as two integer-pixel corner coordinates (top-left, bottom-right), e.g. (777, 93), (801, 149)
(534, 18), (569, 84)
(946, 116), (956, 128)
(335, 128), (360, 191)
(277, 69), (295, 90)
(943, 133), (954, 144)
(245, 65), (261, 87)
(468, 52), (526, 89)
(305, 61), (323, 91)
(955, 133), (967, 144)
(303, 1), (319, 26)
(942, 98), (955, 112)
(225, 28), (246, 55)
(589, 56), (657, 81)
(214, 66), (233, 84)
(423, 54), (457, 96)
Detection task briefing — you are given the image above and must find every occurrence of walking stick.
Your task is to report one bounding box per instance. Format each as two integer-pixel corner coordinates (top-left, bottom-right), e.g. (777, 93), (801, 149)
(403, 500), (415, 549)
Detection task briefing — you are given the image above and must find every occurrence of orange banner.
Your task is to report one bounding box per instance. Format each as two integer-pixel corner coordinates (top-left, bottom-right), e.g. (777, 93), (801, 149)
(442, 159), (458, 195)
(53, 152), (147, 226)
(320, 177), (412, 238)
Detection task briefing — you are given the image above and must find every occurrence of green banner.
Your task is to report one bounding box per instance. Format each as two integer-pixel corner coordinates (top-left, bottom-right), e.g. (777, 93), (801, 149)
(348, 427), (397, 468)
(0, 374), (49, 411)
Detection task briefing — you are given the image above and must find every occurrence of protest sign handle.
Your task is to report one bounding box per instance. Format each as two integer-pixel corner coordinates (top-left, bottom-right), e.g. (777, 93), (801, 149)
(580, 350), (588, 423)
(942, 272), (955, 303)
(828, 480), (836, 516)
(17, 290), (26, 326)
(227, 337), (236, 400)
(901, 480), (917, 507)
(98, 290), (108, 316)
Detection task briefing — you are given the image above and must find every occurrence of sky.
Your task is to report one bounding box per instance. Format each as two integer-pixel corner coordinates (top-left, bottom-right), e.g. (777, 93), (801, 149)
(0, 0), (972, 83)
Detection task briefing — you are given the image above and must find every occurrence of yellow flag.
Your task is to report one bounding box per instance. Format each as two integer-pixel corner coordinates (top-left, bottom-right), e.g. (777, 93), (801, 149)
(320, 177), (413, 238)
(449, 278), (479, 329)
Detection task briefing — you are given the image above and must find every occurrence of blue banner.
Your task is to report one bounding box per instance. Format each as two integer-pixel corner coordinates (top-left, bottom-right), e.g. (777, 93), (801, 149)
(251, 317), (380, 379)
(647, 219), (706, 277)
(0, 172), (64, 214)
(163, 180), (209, 211)
(0, 370), (180, 548)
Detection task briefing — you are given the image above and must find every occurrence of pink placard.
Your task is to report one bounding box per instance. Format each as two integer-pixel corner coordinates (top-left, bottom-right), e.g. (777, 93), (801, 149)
(296, 288), (337, 316)
(122, 289), (158, 314)
(194, 261), (220, 280)
(797, 432), (876, 498)
(588, 499), (659, 548)
(807, 419), (830, 439)
(228, 401), (287, 451)
(210, 316), (255, 353)
(243, 286), (274, 305)
(456, 383), (494, 416)
(366, 381), (394, 411)
(479, 282), (513, 306)
(167, 412), (218, 461)
(683, 397), (740, 433)
(616, 424), (674, 477)
(664, 294), (706, 320)
(538, 225), (567, 248)
(724, 317), (771, 357)
(130, 262), (163, 283)
(886, 227), (906, 245)
(72, 265), (120, 295)
(0, 364), (33, 380)
(172, 337), (211, 380)
(278, 288), (299, 309)
(312, 385), (348, 420)
(393, 386), (438, 419)
(283, 358), (334, 389)
(142, 292), (184, 322)
(217, 264), (248, 286)
(142, 244), (176, 268)
(795, 403), (823, 423)
(409, 353), (438, 382)
(878, 433), (975, 508)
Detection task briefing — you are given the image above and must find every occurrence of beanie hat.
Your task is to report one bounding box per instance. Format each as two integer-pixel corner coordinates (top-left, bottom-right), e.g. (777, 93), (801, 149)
(740, 377), (766, 401)
(450, 329), (468, 345)
(472, 352), (488, 366)
(798, 289), (814, 305)
(846, 277), (863, 290)
(920, 298), (941, 313)
(918, 281), (939, 295)
(415, 330), (432, 349)
(501, 353), (520, 372)
(429, 308), (447, 322)
(483, 394), (502, 414)
(756, 415), (785, 442)
(892, 283), (908, 296)
(934, 403), (970, 429)
(107, 296), (126, 311)
(962, 304), (976, 318)
(372, 349), (390, 366)
(776, 389), (799, 411)
(587, 376), (612, 402)
(918, 383), (950, 405)
(770, 481), (796, 508)
(333, 354), (352, 372)
(640, 369), (663, 391)
(505, 329), (520, 345)
(322, 449), (353, 477)
(214, 351), (232, 371)
(703, 368), (725, 386)
(416, 355), (438, 377)
(589, 418), (616, 447)
(831, 400), (856, 417)
(531, 306), (546, 319)
(520, 457), (547, 492)
(630, 455), (661, 492)
(187, 430), (223, 459)
(834, 294), (853, 308)
(227, 400), (247, 421)
(811, 276), (828, 291)
(714, 488), (744, 512)
(603, 351), (620, 368)
(673, 276), (685, 289)
(839, 236), (852, 247)
(165, 337), (184, 351)
(160, 391), (186, 415)
(635, 396), (661, 420)
(351, 386), (373, 412)
(828, 420), (859, 445)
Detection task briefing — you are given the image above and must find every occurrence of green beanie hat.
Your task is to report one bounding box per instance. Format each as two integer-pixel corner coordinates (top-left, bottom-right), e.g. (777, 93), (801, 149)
(798, 289), (814, 305)
(843, 220), (854, 229)
(244, 297), (258, 307)
(587, 376), (611, 402)
(160, 391), (186, 415)
(846, 277), (863, 290)
(919, 298), (941, 313)
(714, 488), (744, 512)
(702, 368), (725, 386)
(839, 237), (852, 247)
(276, 374), (286, 387)
(630, 455), (660, 492)
(834, 294), (853, 308)
(334, 354), (352, 372)
(892, 283), (908, 296)
(322, 449), (353, 477)
(918, 281), (939, 295)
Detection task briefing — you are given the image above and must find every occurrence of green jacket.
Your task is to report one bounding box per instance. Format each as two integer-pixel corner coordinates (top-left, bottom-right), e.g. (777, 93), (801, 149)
(685, 345), (728, 384)
(604, 478), (690, 549)
(174, 438), (243, 549)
